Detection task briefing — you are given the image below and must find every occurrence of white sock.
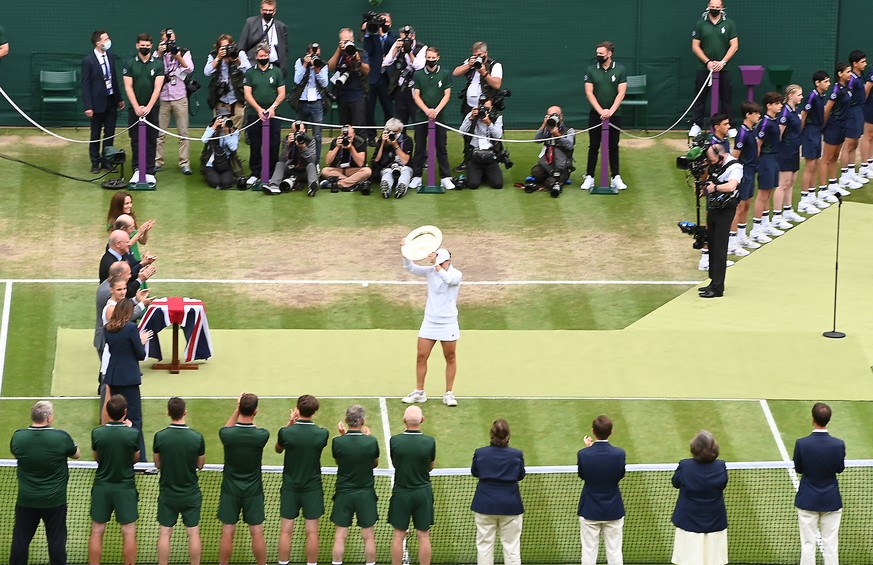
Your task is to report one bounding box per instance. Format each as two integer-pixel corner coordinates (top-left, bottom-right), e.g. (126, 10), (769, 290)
(762, 212), (771, 228)
(848, 163), (855, 173)
(737, 223), (747, 238)
(728, 233), (737, 249)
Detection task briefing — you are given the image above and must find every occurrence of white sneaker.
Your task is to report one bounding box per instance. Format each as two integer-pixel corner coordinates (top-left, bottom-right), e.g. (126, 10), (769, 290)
(698, 257), (709, 271)
(797, 201), (821, 215)
(729, 246), (750, 257)
(246, 175), (258, 186)
(402, 390), (427, 404)
(580, 175), (595, 190)
(728, 128), (738, 139)
(611, 175), (628, 190)
(852, 172), (869, 184)
(442, 391), (458, 407)
(784, 209), (806, 223)
(441, 177), (455, 190)
(771, 218), (793, 230)
(145, 174), (157, 185)
(726, 260), (735, 268)
(409, 177), (422, 189)
(738, 234), (760, 249)
(688, 124), (702, 137)
(820, 191), (838, 203)
(763, 224), (784, 236)
(831, 183), (851, 196)
(751, 230), (773, 244)
(861, 167), (873, 179)
(838, 177), (861, 190)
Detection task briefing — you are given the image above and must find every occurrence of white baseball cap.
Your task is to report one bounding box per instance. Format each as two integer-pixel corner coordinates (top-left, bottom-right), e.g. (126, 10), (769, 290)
(435, 248), (451, 264)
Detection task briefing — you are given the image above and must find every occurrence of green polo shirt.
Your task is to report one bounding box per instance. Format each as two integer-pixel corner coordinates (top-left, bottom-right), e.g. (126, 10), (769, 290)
(11, 426), (78, 508)
(244, 63), (284, 109)
(412, 65), (452, 122)
(332, 430), (379, 492)
(692, 16), (737, 69)
(92, 422), (141, 486)
(122, 55), (165, 106)
(390, 430), (435, 490)
(153, 424), (205, 497)
(219, 423), (269, 497)
(584, 61), (627, 116)
(277, 419), (329, 490)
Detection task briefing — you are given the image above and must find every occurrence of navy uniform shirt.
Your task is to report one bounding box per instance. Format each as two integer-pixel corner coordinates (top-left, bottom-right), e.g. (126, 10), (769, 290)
(734, 124), (759, 169)
(778, 104), (802, 154)
(865, 69), (873, 113)
(709, 134), (730, 153)
(826, 82), (851, 124)
(802, 90), (826, 128)
(848, 72), (866, 107)
(757, 114), (780, 155)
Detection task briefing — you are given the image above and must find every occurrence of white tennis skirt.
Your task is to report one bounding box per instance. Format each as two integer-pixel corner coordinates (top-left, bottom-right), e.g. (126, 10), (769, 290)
(418, 319), (460, 342)
(671, 527), (728, 565)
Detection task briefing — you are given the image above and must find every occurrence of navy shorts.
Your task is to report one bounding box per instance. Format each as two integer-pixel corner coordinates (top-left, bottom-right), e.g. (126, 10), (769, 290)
(823, 120), (847, 146)
(778, 148), (800, 172)
(738, 167), (756, 201)
(757, 154), (779, 190)
(801, 126), (822, 159)
(864, 104), (873, 125)
(845, 106), (864, 138)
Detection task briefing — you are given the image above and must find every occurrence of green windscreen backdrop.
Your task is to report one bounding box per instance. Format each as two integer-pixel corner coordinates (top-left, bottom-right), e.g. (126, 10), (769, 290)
(0, 0), (866, 129)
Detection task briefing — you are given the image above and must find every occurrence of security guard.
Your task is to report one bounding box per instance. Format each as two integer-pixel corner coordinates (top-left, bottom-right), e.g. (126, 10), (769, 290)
(243, 43), (286, 186)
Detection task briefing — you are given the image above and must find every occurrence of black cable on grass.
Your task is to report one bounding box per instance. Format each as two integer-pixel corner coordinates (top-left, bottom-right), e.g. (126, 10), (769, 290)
(0, 152), (112, 183)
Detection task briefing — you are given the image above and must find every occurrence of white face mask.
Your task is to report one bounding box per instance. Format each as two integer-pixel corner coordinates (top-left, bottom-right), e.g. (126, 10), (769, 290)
(102, 39), (112, 51)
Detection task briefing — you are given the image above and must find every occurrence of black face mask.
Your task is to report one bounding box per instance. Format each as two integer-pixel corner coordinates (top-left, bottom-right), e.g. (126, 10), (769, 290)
(381, 24), (391, 33)
(709, 8), (721, 17)
(138, 47), (151, 56)
(425, 61), (438, 70)
(257, 59), (270, 67)
(596, 55), (607, 64)
(262, 12), (274, 22)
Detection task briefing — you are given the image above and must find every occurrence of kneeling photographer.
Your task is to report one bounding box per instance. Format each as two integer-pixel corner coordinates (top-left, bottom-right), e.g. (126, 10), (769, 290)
(200, 109), (243, 189)
(262, 121), (318, 196)
(527, 106), (575, 197)
(371, 118), (413, 199)
(459, 96), (505, 189)
(698, 144), (742, 299)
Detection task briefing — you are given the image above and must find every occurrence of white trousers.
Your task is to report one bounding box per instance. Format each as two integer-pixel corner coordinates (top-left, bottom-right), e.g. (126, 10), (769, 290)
(474, 512), (523, 565)
(579, 516), (624, 565)
(798, 508), (841, 565)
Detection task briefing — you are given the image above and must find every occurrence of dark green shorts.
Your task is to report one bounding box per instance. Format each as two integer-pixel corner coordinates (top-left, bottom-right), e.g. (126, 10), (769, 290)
(330, 489), (378, 528)
(280, 485), (325, 520)
(90, 482), (139, 525)
(388, 487), (433, 531)
(157, 490), (202, 527)
(217, 491), (265, 526)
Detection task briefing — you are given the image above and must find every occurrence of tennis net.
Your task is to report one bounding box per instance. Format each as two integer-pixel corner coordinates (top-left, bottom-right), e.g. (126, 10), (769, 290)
(1, 460), (871, 564)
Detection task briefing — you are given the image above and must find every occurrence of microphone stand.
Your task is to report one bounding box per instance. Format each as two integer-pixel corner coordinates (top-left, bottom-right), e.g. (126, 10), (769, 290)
(823, 193), (845, 339)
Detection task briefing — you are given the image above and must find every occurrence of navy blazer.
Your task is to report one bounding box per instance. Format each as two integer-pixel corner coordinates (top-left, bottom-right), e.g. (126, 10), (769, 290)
(577, 441), (626, 520)
(362, 31), (398, 85)
(103, 322), (145, 387)
(82, 51), (121, 113)
(99, 249), (141, 284)
(671, 458), (728, 533)
(793, 431), (845, 512)
(470, 444), (525, 515)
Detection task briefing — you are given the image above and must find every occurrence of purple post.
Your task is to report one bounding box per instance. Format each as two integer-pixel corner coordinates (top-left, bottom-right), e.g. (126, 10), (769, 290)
(137, 120), (147, 184)
(710, 71), (721, 118)
(260, 113), (270, 184)
(599, 118), (611, 189)
(426, 119), (437, 188)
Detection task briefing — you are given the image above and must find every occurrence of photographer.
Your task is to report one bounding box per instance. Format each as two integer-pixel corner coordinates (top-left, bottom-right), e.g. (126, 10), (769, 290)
(155, 28), (194, 175)
(382, 25), (426, 124)
(262, 121), (318, 196)
(699, 144), (742, 298)
(205, 34), (251, 130)
(242, 43), (285, 186)
(453, 42), (503, 118)
(361, 12), (398, 146)
(199, 109), (241, 189)
(328, 28), (370, 127)
(371, 118), (413, 198)
(460, 98), (504, 189)
(320, 125), (372, 194)
(527, 106), (575, 198)
(290, 43), (329, 161)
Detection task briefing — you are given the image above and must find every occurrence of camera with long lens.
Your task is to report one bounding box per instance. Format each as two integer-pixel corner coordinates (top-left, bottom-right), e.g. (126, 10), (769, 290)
(389, 162), (402, 178)
(471, 55), (485, 70)
(341, 126), (351, 147)
(385, 130), (397, 142)
(676, 133), (714, 249)
(222, 43), (239, 59)
(306, 43), (323, 67)
(491, 89), (511, 112)
(216, 81), (230, 98)
(678, 221), (708, 249)
(163, 29), (179, 55)
(331, 69), (350, 87)
(342, 41), (358, 56)
(399, 26), (414, 53)
(363, 11), (386, 35)
(545, 113), (561, 129)
(496, 149), (514, 169)
(214, 115), (233, 130)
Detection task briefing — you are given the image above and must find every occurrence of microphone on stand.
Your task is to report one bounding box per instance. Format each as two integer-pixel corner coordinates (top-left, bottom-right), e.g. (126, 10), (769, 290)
(823, 191), (845, 339)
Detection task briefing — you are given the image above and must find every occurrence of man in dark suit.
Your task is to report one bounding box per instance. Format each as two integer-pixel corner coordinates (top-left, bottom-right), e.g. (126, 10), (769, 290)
(577, 415), (626, 565)
(361, 12), (398, 145)
(99, 230), (155, 284)
(82, 30), (124, 174)
(239, 0), (288, 77)
(794, 402), (845, 565)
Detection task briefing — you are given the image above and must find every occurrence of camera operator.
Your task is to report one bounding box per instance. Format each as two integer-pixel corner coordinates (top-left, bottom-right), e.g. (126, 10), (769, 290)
(371, 118), (413, 199)
(290, 43), (329, 161)
(199, 109), (241, 189)
(382, 25), (426, 125)
(239, 0), (288, 77)
(328, 28), (370, 128)
(320, 125), (373, 194)
(460, 98), (504, 189)
(361, 12), (398, 146)
(262, 121), (318, 196)
(527, 106), (575, 198)
(242, 43), (286, 186)
(205, 34), (251, 130)
(154, 28), (194, 175)
(699, 144), (742, 298)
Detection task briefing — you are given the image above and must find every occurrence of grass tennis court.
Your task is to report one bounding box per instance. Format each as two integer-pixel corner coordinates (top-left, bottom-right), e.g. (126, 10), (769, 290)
(2, 127), (873, 564)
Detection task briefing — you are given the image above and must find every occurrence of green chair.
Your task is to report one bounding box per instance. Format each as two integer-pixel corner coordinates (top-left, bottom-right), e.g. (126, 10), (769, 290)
(39, 70), (78, 122)
(621, 74), (648, 132)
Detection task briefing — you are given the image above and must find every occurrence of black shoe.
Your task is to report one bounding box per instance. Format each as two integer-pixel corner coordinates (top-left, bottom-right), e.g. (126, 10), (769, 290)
(308, 182), (319, 197)
(523, 182), (538, 194)
(698, 285), (711, 292)
(699, 289), (723, 298)
(90, 164), (101, 174)
(454, 162), (467, 172)
(549, 184), (562, 198)
(360, 182), (371, 195)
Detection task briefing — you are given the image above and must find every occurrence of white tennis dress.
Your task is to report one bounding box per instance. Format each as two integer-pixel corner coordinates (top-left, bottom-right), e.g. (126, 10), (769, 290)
(403, 257), (462, 341)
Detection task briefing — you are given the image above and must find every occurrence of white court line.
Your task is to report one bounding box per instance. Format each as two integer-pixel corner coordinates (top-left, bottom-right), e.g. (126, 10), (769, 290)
(0, 282), (12, 392)
(0, 395), (763, 402)
(379, 397), (394, 471)
(759, 399), (800, 490)
(0, 278), (700, 286)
